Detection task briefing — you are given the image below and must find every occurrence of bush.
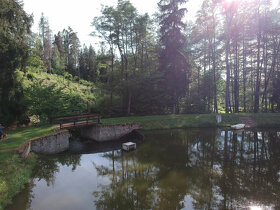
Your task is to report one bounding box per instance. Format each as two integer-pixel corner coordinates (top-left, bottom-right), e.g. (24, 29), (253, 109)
(63, 72), (72, 81)
(73, 76), (80, 82)
(24, 82), (90, 122)
(26, 73), (34, 81)
(92, 95), (121, 117)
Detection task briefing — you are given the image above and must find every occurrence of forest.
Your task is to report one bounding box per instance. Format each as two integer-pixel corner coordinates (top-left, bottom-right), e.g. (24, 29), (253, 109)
(1, 0), (280, 125)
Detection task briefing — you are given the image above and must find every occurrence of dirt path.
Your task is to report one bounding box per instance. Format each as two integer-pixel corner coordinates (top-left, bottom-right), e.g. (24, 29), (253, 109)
(240, 117), (256, 128)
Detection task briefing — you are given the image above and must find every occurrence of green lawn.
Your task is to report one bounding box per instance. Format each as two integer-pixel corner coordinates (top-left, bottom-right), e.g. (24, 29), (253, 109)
(0, 151), (14, 163)
(0, 124), (57, 162)
(102, 114), (219, 130)
(0, 125), (57, 151)
(101, 113), (280, 130)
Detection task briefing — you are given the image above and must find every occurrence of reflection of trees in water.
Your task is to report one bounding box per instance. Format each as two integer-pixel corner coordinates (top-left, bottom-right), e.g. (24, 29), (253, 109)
(7, 182), (35, 210)
(8, 154), (82, 210)
(33, 154), (81, 186)
(93, 150), (157, 210)
(93, 129), (280, 210)
(218, 130), (280, 209)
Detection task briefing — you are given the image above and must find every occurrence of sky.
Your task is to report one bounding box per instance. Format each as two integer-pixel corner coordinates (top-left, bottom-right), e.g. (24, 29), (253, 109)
(23, 0), (279, 47)
(23, 0), (203, 47)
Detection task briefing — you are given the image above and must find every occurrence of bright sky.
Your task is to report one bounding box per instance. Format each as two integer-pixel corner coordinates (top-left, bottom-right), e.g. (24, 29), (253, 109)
(23, 0), (279, 47)
(23, 0), (203, 47)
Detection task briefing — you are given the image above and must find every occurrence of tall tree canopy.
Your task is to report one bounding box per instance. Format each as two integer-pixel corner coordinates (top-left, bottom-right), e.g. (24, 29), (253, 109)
(158, 0), (190, 114)
(0, 0), (32, 124)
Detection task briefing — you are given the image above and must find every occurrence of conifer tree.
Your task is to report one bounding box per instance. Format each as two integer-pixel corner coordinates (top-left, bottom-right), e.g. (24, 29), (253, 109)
(158, 0), (190, 114)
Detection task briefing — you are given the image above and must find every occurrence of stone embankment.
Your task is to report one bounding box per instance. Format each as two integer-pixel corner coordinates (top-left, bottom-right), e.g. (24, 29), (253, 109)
(80, 123), (140, 142)
(19, 130), (69, 157)
(18, 123), (140, 157)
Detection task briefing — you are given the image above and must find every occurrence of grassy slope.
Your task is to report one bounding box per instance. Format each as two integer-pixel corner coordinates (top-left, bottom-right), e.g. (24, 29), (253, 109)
(102, 113), (280, 130)
(22, 71), (97, 104)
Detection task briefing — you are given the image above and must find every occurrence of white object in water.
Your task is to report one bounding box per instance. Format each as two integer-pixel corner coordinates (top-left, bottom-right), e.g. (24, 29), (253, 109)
(122, 142), (136, 151)
(257, 132), (262, 140)
(231, 124), (245, 130)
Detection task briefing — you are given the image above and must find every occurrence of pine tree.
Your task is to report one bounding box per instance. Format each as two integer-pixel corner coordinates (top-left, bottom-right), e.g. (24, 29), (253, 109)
(158, 0), (190, 114)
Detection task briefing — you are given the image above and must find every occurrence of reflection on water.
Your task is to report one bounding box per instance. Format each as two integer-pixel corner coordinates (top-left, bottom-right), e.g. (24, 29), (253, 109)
(7, 128), (280, 210)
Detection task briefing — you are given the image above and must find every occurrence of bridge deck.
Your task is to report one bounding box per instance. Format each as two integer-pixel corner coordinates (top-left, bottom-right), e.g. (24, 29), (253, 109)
(51, 114), (100, 129)
(59, 121), (98, 129)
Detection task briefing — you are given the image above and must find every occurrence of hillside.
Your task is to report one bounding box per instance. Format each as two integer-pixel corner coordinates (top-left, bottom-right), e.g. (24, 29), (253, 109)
(17, 70), (98, 123)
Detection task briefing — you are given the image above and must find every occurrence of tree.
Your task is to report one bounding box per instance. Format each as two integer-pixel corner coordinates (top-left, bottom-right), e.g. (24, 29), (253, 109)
(158, 0), (190, 114)
(62, 27), (80, 76)
(52, 32), (66, 75)
(39, 13), (52, 73)
(92, 1), (159, 116)
(0, 0), (32, 124)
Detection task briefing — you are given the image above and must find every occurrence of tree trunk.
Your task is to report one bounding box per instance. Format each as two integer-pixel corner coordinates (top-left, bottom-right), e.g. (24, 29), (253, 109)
(212, 24), (218, 113)
(254, 5), (261, 113)
(234, 41), (239, 113)
(242, 29), (247, 112)
(127, 90), (132, 116)
(225, 23), (231, 113)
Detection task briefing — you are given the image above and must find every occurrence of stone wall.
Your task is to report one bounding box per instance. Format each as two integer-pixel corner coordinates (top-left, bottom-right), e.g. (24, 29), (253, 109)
(31, 131), (69, 154)
(19, 130), (69, 157)
(80, 123), (140, 142)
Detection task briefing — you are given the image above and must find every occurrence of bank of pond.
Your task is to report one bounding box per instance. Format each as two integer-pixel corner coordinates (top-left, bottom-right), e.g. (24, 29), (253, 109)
(1, 127), (280, 210)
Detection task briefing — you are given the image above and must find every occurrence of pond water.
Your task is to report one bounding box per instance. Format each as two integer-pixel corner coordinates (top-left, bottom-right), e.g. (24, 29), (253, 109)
(7, 128), (280, 210)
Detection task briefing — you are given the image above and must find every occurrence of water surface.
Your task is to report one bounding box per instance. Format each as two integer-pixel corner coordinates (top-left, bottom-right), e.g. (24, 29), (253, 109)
(7, 128), (280, 210)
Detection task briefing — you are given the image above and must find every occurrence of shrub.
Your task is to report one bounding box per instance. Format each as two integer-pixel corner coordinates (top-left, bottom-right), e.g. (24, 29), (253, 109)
(73, 76), (80, 82)
(93, 95), (121, 117)
(63, 72), (72, 81)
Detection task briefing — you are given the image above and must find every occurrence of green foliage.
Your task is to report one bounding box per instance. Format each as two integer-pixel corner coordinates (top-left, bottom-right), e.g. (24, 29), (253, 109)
(0, 154), (36, 210)
(73, 76), (80, 82)
(63, 72), (73, 81)
(183, 94), (209, 114)
(0, 0), (32, 125)
(21, 71), (96, 122)
(51, 44), (66, 75)
(26, 33), (45, 73)
(158, 0), (190, 113)
(93, 95), (121, 116)
(24, 83), (88, 122)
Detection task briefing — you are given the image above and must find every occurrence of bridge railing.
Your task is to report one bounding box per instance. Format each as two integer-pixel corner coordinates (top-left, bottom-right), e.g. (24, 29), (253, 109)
(50, 113), (101, 129)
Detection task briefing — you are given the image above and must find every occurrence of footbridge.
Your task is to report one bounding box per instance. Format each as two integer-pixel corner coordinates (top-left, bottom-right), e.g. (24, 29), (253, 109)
(50, 113), (140, 142)
(50, 113), (101, 129)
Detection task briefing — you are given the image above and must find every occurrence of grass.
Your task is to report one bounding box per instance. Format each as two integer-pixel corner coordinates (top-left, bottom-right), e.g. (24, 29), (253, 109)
(0, 125), (57, 151)
(0, 124), (56, 163)
(102, 113), (280, 130)
(0, 151), (14, 163)
(102, 114), (218, 130)
(250, 113), (280, 127)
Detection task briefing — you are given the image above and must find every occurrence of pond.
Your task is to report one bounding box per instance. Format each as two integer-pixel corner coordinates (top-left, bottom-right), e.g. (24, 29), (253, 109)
(7, 128), (280, 210)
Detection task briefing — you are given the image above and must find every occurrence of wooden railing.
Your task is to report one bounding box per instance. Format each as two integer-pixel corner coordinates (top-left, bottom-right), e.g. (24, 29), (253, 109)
(50, 113), (100, 129)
